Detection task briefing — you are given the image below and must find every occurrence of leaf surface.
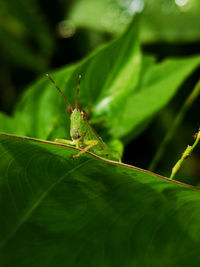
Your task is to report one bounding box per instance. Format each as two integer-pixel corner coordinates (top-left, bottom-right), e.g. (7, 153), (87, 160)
(0, 133), (200, 267)
(111, 55), (200, 138)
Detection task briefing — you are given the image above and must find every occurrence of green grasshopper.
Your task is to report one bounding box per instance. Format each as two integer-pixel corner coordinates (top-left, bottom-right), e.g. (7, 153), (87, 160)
(46, 74), (121, 162)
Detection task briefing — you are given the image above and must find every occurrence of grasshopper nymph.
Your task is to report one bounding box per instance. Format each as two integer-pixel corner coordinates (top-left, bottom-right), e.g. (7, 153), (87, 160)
(46, 74), (121, 162)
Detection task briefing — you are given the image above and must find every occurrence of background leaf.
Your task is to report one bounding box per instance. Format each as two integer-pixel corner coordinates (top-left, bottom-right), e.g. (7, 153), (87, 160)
(0, 133), (200, 266)
(0, 19), (198, 148)
(12, 21), (141, 142)
(68, 0), (200, 43)
(111, 55), (200, 139)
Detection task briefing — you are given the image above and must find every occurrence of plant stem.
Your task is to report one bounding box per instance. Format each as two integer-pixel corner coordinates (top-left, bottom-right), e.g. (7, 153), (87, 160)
(149, 79), (200, 172)
(170, 129), (200, 179)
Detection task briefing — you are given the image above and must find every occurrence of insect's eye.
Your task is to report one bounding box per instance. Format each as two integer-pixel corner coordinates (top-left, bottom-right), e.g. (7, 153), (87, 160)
(81, 110), (87, 120)
(72, 132), (81, 139)
(66, 105), (73, 114)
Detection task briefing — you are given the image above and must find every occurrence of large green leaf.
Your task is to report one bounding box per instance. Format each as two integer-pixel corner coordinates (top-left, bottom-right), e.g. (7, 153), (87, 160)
(0, 132), (200, 266)
(111, 55), (200, 139)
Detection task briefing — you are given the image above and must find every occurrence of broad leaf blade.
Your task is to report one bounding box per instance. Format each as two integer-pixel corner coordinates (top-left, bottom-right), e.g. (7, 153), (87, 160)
(0, 133), (200, 266)
(110, 55), (200, 138)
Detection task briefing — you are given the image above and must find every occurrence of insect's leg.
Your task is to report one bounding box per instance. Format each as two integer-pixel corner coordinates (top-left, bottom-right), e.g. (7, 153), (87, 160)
(72, 140), (98, 159)
(54, 138), (76, 146)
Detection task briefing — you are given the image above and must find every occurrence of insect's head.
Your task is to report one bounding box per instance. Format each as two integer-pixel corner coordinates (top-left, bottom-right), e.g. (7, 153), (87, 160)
(46, 74), (84, 117)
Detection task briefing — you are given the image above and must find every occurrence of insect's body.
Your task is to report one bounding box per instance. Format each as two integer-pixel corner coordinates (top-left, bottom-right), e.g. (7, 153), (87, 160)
(46, 74), (121, 162)
(70, 108), (112, 157)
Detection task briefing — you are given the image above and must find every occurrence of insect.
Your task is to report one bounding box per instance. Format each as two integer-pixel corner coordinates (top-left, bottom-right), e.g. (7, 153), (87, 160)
(46, 74), (121, 162)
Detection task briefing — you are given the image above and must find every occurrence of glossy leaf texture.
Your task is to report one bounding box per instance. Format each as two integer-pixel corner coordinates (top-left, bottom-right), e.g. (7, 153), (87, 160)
(0, 133), (200, 267)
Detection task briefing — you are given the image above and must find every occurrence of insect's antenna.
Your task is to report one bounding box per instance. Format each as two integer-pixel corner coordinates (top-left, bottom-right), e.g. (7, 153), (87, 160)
(75, 75), (82, 109)
(46, 74), (72, 107)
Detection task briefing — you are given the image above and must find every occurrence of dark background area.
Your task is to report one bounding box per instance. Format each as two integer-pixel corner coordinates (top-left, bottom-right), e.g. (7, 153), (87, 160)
(0, 0), (200, 184)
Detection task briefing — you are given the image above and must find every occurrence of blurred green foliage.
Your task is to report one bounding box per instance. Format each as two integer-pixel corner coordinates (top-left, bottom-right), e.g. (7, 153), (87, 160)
(0, 0), (53, 70)
(68, 0), (200, 42)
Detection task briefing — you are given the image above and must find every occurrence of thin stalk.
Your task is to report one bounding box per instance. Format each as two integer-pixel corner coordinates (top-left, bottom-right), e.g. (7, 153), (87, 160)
(170, 129), (200, 179)
(149, 79), (200, 172)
